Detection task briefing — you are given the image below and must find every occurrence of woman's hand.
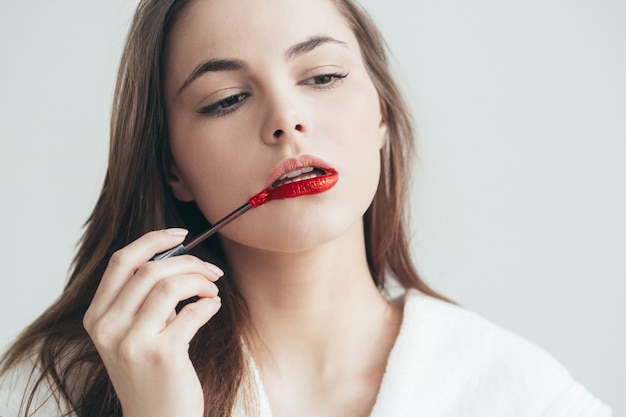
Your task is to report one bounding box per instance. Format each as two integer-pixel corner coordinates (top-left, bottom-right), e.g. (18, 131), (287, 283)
(83, 229), (223, 417)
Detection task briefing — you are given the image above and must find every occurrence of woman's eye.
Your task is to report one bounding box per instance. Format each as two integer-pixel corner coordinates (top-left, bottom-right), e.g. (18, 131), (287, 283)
(303, 72), (349, 88)
(198, 93), (249, 116)
(314, 74), (334, 84)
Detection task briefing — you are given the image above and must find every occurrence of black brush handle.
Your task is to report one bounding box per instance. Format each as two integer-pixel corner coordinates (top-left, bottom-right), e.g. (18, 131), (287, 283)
(150, 243), (197, 312)
(151, 243), (188, 260)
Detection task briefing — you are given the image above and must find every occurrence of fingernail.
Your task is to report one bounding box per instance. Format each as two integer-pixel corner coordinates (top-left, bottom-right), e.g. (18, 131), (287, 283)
(164, 228), (188, 237)
(205, 262), (224, 277)
(214, 295), (221, 303)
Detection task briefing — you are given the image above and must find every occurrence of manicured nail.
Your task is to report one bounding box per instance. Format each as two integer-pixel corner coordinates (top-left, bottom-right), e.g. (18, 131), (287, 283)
(205, 262), (224, 277)
(164, 228), (188, 237)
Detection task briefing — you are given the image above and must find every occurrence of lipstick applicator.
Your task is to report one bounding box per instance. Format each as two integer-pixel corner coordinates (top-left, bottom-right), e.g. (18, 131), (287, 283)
(151, 168), (338, 261)
(152, 193), (266, 260)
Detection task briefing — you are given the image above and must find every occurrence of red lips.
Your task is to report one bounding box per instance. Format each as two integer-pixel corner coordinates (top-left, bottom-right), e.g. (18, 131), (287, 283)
(248, 156), (339, 207)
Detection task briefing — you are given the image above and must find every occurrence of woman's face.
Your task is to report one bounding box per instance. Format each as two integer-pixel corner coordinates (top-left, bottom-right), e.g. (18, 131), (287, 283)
(164, 0), (386, 252)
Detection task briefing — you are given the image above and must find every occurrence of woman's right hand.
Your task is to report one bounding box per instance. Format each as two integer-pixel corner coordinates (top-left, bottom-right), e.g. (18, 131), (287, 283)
(83, 228), (223, 417)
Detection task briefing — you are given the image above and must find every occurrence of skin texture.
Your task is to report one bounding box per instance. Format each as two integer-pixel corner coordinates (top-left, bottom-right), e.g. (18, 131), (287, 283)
(86, 1), (402, 416)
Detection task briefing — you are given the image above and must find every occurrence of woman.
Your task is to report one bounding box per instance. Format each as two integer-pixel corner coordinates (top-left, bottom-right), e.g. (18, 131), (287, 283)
(0, 0), (611, 416)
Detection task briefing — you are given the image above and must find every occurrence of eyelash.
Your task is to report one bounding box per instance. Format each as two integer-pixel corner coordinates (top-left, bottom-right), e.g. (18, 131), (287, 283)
(197, 72), (349, 117)
(197, 93), (249, 117)
(303, 71), (349, 88)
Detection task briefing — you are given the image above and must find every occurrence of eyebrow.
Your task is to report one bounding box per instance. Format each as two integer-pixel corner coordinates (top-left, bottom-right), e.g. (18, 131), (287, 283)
(177, 35), (347, 95)
(285, 35), (348, 60)
(177, 59), (248, 95)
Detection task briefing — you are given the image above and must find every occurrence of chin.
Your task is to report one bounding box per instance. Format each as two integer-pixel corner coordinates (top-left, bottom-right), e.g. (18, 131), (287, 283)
(222, 206), (366, 254)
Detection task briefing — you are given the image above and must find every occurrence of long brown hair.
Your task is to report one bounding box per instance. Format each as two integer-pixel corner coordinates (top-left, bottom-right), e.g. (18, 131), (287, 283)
(0, 1), (447, 416)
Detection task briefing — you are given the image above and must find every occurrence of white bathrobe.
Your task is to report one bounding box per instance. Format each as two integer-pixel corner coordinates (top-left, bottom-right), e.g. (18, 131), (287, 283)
(1, 290), (612, 416)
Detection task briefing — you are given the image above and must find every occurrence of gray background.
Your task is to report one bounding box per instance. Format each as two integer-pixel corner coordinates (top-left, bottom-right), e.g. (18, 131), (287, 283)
(1, 0), (624, 413)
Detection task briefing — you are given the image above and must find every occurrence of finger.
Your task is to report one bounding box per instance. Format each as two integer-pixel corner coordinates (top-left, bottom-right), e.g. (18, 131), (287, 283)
(165, 297), (222, 343)
(130, 274), (219, 333)
(85, 229), (188, 325)
(107, 255), (222, 320)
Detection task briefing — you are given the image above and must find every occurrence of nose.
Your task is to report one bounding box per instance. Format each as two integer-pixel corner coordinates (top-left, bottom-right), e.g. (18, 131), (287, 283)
(260, 92), (310, 146)
(273, 123), (305, 140)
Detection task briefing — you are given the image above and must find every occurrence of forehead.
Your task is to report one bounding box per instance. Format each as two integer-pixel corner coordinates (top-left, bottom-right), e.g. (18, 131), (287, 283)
(166, 0), (356, 66)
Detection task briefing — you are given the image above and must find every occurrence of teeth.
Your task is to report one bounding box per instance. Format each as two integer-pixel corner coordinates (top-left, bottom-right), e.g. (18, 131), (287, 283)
(272, 167), (326, 188)
(279, 173), (319, 186)
(278, 166), (315, 180)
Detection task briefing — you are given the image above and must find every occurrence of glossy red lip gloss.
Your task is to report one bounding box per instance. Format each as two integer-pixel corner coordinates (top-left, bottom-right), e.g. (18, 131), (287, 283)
(152, 169), (339, 260)
(250, 168), (338, 206)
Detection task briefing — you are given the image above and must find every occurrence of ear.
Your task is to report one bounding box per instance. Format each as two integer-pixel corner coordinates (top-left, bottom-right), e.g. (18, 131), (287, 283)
(378, 102), (389, 150)
(168, 163), (194, 202)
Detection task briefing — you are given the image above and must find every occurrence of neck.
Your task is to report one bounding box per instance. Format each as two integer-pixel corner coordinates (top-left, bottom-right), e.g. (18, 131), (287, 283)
(220, 219), (401, 378)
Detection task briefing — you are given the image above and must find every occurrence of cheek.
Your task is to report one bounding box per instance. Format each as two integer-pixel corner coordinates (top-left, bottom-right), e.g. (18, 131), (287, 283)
(168, 124), (252, 222)
(335, 83), (384, 194)
(336, 73), (384, 148)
